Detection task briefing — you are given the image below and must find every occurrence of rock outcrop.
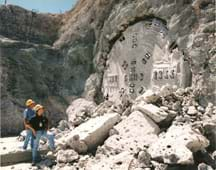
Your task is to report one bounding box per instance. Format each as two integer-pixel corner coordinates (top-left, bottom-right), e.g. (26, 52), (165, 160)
(0, 0), (216, 169)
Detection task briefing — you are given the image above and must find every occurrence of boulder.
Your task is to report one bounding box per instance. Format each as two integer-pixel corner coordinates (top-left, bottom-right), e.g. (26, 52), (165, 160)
(159, 85), (175, 97)
(57, 149), (79, 163)
(66, 98), (97, 126)
(57, 113), (120, 153)
(132, 103), (175, 124)
(104, 111), (160, 153)
(198, 163), (214, 170)
(136, 90), (160, 103)
(0, 137), (48, 166)
(57, 120), (69, 131)
(187, 106), (198, 116)
(194, 149), (216, 169)
(86, 151), (134, 170)
(202, 115), (216, 150)
(148, 125), (209, 165)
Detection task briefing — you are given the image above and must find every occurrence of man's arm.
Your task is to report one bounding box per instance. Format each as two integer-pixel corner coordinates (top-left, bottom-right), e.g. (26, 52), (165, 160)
(24, 119), (36, 137)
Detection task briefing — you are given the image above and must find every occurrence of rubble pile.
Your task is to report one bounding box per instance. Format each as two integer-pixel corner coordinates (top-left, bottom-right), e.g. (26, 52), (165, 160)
(53, 86), (216, 170)
(3, 86), (215, 170)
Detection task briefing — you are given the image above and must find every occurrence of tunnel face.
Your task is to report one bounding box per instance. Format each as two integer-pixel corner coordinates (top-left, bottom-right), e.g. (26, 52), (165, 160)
(102, 18), (191, 101)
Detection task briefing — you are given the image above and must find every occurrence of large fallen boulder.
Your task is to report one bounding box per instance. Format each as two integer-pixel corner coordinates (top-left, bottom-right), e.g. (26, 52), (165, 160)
(57, 113), (121, 153)
(132, 103), (176, 124)
(66, 98), (97, 126)
(0, 137), (48, 166)
(104, 111), (160, 154)
(148, 125), (209, 165)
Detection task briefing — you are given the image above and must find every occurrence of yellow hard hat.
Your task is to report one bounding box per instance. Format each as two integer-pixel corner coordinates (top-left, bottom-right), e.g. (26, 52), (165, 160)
(25, 99), (35, 107)
(33, 104), (44, 112)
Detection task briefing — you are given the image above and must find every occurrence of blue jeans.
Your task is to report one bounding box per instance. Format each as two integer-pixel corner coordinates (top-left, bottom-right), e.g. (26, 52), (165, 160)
(23, 130), (34, 149)
(32, 130), (55, 163)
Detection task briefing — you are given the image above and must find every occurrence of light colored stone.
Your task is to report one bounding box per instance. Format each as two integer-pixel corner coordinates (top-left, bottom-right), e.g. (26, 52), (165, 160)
(86, 151), (134, 170)
(136, 90), (160, 103)
(104, 111), (160, 153)
(212, 151), (216, 160)
(132, 103), (172, 123)
(187, 106), (198, 115)
(78, 155), (90, 168)
(175, 88), (185, 96)
(197, 106), (205, 113)
(160, 106), (169, 111)
(0, 163), (34, 170)
(159, 85), (174, 97)
(151, 161), (168, 170)
(66, 98), (97, 126)
(0, 137), (48, 166)
(198, 163), (214, 170)
(102, 18), (191, 101)
(53, 165), (76, 170)
(57, 149), (79, 163)
(148, 125), (209, 165)
(57, 113), (121, 153)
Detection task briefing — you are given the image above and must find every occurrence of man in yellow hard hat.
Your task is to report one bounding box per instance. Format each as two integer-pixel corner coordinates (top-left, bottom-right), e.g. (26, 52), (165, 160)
(23, 99), (36, 150)
(30, 104), (55, 165)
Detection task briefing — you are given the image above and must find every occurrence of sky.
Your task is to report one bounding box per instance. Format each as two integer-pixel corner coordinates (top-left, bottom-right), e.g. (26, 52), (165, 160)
(0, 0), (78, 13)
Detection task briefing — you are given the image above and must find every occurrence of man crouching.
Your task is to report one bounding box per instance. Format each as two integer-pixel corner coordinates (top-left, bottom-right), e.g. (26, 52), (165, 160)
(30, 104), (55, 165)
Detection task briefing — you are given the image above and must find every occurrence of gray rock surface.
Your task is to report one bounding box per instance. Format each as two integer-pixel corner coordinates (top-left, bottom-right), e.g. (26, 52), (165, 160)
(104, 111), (160, 153)
(86, 151), (134, 170)
(132, 103), (174, 124)
(0, 137), (48, 166)
(66, 98), (97, 126)
(148, 125), (209, 165)
(0, 0), (216, 169)
(57, 113), (120, 153)
(57, 149), (79, 163)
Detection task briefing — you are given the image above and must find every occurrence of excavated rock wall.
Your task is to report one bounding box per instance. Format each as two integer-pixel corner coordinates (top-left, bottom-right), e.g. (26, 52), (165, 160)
(0, 0), (215, 136)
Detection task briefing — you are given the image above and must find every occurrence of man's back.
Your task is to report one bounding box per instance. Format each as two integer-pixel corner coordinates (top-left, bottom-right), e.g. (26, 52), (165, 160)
(23, 108), (35, 122)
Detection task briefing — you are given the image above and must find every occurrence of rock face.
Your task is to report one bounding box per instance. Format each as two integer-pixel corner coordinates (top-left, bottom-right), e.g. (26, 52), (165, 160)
(102, 19), (191, 101)
(1, 1), (216, 170)
(0, 4), (95, 136)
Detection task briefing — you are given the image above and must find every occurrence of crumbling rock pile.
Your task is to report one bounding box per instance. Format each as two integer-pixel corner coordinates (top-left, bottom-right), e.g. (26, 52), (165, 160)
(2, 86), (216, 170)
(28, 86), (215, 170)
